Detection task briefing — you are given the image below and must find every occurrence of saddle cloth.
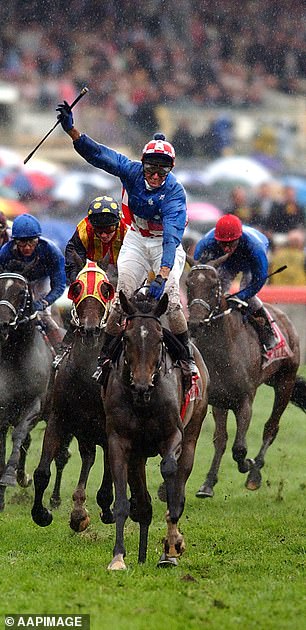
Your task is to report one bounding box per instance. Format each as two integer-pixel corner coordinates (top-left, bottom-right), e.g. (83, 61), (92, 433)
(180, 372), (202, 424)
(262, 311), (293, 368)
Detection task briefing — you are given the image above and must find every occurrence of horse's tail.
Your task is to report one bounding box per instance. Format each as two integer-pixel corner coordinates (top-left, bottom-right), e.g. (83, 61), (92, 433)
(290, 375), (306, 413)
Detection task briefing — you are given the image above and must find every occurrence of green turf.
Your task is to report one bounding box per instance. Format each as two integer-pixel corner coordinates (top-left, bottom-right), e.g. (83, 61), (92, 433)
(1, 369), (306, 630)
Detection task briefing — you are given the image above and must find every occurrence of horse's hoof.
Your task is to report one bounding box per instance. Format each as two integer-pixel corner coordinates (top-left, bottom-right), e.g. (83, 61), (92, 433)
(70, 511), (90, 532)
(157, 482), (167, 502)
(31, 507), (53, 527)
(245, 469), (262, 491)
(196, 485), (214, 498)
(157, 553), (178, 568)
(50, 496), (61, 509)
(17, 473), (32, 488)
(100, 510), (115, 524)
(107, 554), (127, 570)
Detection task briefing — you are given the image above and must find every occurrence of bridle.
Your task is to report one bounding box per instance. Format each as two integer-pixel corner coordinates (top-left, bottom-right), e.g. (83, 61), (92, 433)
(70, 300), (108, 334)
(0, 272), (36, 329)
(188, 264), (225, 323)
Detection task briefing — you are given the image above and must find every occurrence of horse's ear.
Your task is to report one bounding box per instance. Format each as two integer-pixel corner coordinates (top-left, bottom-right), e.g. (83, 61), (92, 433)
(209, 253), (230, 268)
(119, 290), (136, 315)
(68, 281), (83, 301)
(153, 293), (168, 318)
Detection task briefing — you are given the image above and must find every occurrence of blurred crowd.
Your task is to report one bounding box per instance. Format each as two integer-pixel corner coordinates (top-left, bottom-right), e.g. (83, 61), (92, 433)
(212, 182), (306, 285)
(0, 0), (306, 146)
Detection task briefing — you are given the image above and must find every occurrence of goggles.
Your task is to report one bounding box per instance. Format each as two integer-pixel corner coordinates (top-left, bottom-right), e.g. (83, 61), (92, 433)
(143, 163), (172, 177)
(15, 237), (39, 246)
(93, 224), (118, 235)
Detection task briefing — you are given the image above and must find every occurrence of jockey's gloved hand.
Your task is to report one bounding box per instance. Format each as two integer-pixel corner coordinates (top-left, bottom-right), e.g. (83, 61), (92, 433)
(33, 298), (49, 312)
(226, 296), (248, 311)
(148, 275), (167, 300)
(56, 101), (74, 132)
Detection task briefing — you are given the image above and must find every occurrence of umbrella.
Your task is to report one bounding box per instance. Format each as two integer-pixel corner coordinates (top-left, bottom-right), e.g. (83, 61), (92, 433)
(4, 169), (55, 197)
(187, 201), (221, 224)
(200, 156), (273, 187)
(52, 171), (119, 204)
(0, 197), (29, 218)
(0, 146), (23, 168)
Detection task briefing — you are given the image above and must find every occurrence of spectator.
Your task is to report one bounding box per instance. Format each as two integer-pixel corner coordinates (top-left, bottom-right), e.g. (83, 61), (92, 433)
(223, 186), (253, 224)
(265, 185), (305, 235)
(249, 182), (274, 231)
(0, 211), (11, 248)
(269, 229), (306, 286)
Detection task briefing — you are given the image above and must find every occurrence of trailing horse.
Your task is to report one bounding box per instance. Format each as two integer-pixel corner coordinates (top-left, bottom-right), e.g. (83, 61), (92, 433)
(103, 290), (209, 570)
(31, 262), (115, 531)
(0, 272), (56, 510)
(186, 256), (306, 497)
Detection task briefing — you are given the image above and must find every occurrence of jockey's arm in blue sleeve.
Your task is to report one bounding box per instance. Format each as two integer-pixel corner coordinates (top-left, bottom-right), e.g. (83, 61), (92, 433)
(43, 241), (66, 305)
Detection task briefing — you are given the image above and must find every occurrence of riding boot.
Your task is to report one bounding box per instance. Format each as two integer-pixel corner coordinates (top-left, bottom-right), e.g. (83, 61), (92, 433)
(252, 307), (277, 351)
(92, 332), (117, 384)
(175, 331), (197, 392)
(53, 323), (76, 368)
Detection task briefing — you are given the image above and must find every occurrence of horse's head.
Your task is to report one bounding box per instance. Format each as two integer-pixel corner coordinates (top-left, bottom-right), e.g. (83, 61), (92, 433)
(0, 272), (32, 340)
(186, 254), (228, 334)
(119, 290), (168, 404)
(68, 262), (114, 346)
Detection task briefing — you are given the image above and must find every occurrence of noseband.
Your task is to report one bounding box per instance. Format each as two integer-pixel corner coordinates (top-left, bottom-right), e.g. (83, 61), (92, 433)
(188, 264), (223, 323)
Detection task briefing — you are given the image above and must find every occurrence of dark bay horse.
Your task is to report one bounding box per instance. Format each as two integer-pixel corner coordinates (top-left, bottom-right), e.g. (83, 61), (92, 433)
(186, 256), (306, 497)
(103, 290), (209, 570)
(0, 272), (55, 510)
(32, 262), (115, 531)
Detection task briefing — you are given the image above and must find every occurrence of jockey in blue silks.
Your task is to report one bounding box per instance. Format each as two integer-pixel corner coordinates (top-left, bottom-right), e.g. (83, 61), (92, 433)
(194, 214), (276, 351)
(0, 213), (66, 348)
(56, 100), (196, 385)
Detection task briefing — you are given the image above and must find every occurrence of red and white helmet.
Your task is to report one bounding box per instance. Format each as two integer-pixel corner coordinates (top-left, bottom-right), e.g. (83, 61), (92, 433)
(142, 133), (175, 166)
(215, 214), (243, 242)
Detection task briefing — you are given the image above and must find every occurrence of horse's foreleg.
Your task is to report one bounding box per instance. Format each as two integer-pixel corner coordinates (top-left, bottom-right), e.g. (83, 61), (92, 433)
(160, 427), (183, 523)
(16, 433), (32, 488)
(107, 433), (130, 571)
(70, 442), (96, 532)
(232, 397), (254, 474)
(246, 377), (295, 490)
(50, 434), (72, 508)
(196, 407), (228, 498)
(0, 427), (7, 511)
(0, 399), (40, 487)
(96, 443), (114, 524)
(128, 457), (152, 564)
(31, 415), (63, 527)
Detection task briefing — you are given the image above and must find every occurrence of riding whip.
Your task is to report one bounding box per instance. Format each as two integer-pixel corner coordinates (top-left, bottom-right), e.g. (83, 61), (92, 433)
(230, 265), (287, 298)
(23, 86), (89, 164)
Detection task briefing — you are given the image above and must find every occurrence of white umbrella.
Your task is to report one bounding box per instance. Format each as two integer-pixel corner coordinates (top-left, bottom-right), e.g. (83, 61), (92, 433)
(52, 171), (119, 203)
(200, 156), (273, 187)
(0, 146), (23, 168)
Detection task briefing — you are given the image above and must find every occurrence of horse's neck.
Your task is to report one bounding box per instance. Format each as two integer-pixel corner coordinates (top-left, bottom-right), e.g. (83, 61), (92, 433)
(199, 309), (241, 362)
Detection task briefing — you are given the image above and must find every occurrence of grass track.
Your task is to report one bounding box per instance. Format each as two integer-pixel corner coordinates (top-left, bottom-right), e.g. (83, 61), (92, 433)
(1, 370), (306, 630)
